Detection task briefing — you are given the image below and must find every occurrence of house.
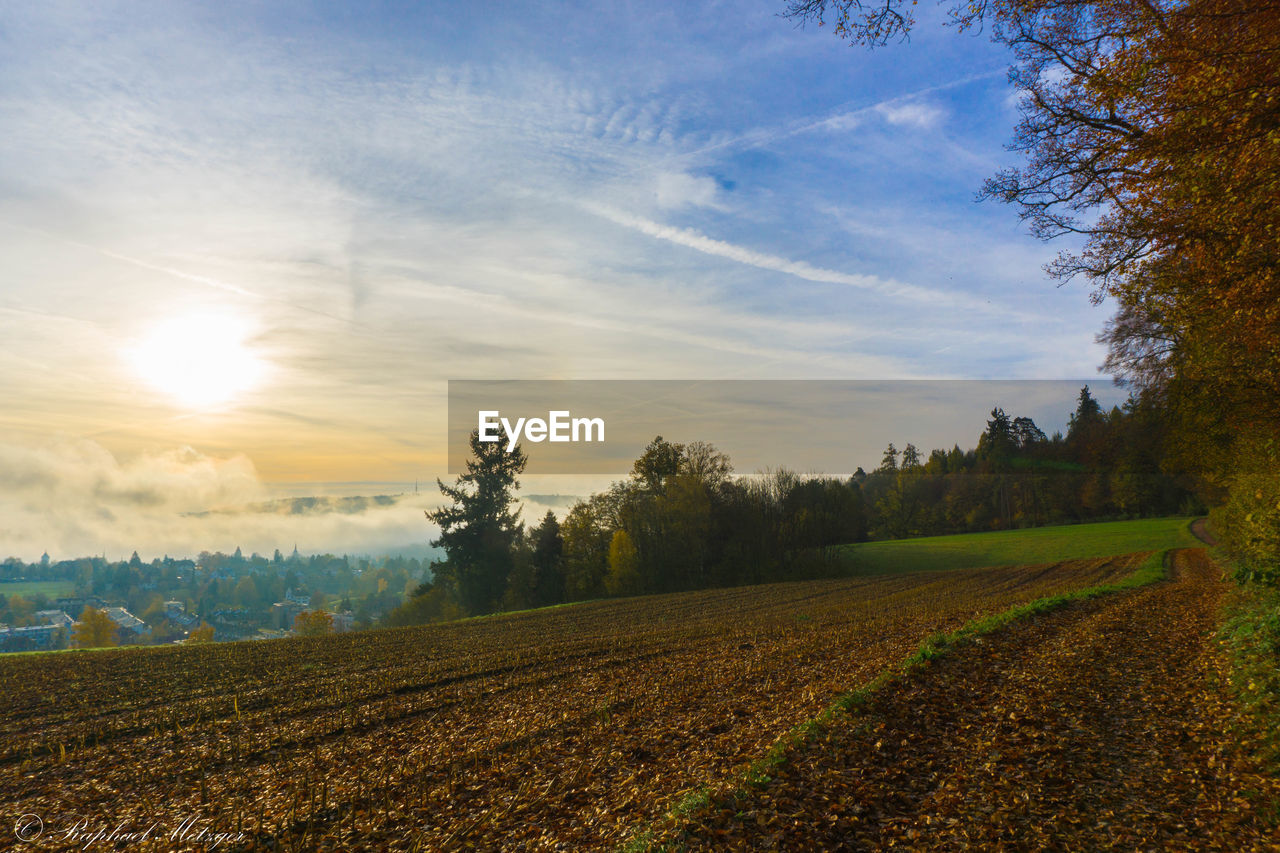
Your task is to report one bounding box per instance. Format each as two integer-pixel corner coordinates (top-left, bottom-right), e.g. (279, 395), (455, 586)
(104, 607), (151, 644)
(211, 608), (251, 627)
(163, 601), (200, 633)
(0, 610), (76, 652)
(34, 609), (74, 630)
(284, 588), (311, 607)
(0, 623), (69, 652)
(271, 600), (306, 630)
(331, 611), (355, 633)
(54, 596), (106, 617)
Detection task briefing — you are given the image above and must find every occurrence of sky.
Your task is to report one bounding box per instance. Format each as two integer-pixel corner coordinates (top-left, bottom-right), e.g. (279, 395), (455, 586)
(0, 1), (1121, 560)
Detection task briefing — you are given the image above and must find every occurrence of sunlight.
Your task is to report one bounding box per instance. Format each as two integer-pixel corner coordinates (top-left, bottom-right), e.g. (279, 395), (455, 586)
(129, 313), (267, 408)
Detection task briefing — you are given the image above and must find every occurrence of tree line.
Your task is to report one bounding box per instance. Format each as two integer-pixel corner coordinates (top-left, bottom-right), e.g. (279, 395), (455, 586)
(778, 1), (1278, 581)
(390, 386), (1193, 625)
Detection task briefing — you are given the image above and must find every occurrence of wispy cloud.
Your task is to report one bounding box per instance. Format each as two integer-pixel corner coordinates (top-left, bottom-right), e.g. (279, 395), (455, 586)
(0, 4), (1105, 559)
(583, 202), (1026, 317)
(877, 101), (946, 129)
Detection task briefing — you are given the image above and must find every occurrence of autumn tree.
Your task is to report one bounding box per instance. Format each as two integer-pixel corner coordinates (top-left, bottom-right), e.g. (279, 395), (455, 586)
(560, 486), (623, 600)
(186, 621), (215, 644)
(294, 610), (333, 637)
(631, 436), (685, 493)
(604, 529), (641, 595)
(72, 606), (117, 649)
(787, 0), (1280, 574)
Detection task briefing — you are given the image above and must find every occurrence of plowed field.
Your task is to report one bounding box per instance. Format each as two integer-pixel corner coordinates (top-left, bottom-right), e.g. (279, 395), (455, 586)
(671, 549), (1280, 851)
(1, 556), (1142, 851)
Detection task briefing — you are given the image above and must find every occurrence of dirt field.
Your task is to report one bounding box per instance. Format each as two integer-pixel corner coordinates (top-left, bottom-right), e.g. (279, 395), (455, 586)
(0, 556), (1141, 851)
(672, 549), (1280, 851)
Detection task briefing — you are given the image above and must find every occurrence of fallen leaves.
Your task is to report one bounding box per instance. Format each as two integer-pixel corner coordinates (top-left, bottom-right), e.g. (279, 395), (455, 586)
(0, 555), (1155, 850)
(670, 548), (1280, 851)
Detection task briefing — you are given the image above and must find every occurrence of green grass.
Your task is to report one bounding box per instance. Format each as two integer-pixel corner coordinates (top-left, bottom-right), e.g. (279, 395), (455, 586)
(0, 580), (76, 601)
(1219, 579), (1280, 776)
(839, 517), (1198, 575)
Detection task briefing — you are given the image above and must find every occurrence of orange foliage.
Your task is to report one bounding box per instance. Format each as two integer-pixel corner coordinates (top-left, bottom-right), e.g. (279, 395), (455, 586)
(72, 606), (118, 649)
(293, 609), (333, 637)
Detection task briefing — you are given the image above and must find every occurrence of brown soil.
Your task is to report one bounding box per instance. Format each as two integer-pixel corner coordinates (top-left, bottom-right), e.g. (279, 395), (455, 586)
(674, 549), (1280, 851)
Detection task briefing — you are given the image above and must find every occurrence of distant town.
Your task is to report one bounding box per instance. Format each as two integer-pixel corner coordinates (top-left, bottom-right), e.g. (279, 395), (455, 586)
(0, 548), (431, 652)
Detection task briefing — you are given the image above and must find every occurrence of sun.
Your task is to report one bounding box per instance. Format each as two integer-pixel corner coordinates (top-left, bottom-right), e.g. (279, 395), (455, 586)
(129, 314), (267, 408)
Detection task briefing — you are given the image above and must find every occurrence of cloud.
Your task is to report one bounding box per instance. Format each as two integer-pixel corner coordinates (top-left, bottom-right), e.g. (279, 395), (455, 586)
(876, 101), (946, 129)
(818, 112), (863, 133)
(0, 438), (440, 561)
(653, 171), (723, 209)
(583, 202), (1027, 317)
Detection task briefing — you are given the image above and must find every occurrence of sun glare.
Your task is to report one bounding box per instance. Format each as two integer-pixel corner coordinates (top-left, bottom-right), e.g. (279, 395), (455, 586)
(130, 314), (267, 408)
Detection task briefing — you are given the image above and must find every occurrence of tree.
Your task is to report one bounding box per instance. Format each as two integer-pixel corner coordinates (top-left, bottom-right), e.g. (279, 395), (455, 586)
(186, 621), (215, 644)
(234, 575), (259, 608)
(528, 510), (566, 607)
(1011, 416), (1047, 450)
(561, 495), (614, 600)
(878, 443), (899, 473)
(294, 610), (333, 637)
(785, 0), (1280, 569)
(73, 606), (117, 649)
(6, 595), (34, 625)
(384, 581), (464, 627)
(978, 408), (1016, 471)
(901, 443), (921, 470)
(631, 436), (685, 493)
(604, 529), (641, 595)
(1067, 386), (1108, 469)
(681, 440), (734, 486)
(428, 427), (528, 615)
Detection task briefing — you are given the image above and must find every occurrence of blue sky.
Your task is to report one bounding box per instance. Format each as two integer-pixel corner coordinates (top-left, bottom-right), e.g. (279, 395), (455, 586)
(0, 1), (1119, 558)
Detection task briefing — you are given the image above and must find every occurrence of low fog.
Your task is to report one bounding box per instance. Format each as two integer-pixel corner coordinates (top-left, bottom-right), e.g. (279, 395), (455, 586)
(0, 437), (446, 562)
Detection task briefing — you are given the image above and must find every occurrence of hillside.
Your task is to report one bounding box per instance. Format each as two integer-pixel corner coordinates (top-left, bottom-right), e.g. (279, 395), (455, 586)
(667, 548), (1280, 850)
(2, 519), (1271, 849)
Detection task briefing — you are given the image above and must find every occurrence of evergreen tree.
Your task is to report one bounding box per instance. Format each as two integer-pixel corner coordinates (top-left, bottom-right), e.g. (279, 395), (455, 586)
(878, 443), (899, 473)
(529, 510), (565, 607)
(428, 428), (527, 615)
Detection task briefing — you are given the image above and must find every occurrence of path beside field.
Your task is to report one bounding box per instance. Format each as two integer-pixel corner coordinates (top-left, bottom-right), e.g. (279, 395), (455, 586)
(672, 548), (1280, 851)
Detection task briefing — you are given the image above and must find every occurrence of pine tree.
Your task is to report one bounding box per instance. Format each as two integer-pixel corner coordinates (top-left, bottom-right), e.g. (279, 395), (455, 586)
(428, 428), (528, 615)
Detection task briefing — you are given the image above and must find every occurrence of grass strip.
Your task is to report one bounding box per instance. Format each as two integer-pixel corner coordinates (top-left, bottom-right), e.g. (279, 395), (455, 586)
(1219, 579), (1280, 774)
(621, 547), (1173, 853)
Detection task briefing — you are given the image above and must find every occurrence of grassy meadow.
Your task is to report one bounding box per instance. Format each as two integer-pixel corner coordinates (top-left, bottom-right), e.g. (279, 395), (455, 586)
(839, 517), (1198, 575)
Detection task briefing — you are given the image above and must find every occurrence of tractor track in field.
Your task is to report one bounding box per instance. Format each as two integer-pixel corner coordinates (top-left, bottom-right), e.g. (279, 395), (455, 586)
(672, 547), (1280, 851)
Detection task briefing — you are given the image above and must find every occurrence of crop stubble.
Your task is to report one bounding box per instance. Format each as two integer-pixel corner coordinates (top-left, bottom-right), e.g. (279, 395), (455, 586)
(1, 555), (1141, 850)
(673, 548), (1280, 851)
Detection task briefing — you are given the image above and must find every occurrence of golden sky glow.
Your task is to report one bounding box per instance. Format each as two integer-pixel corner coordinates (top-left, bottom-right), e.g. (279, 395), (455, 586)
(0, 2), (1123, 559)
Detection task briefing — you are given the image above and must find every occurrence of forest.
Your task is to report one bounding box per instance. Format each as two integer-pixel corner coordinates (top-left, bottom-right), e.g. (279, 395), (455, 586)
(391, 385), (1198, 623)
